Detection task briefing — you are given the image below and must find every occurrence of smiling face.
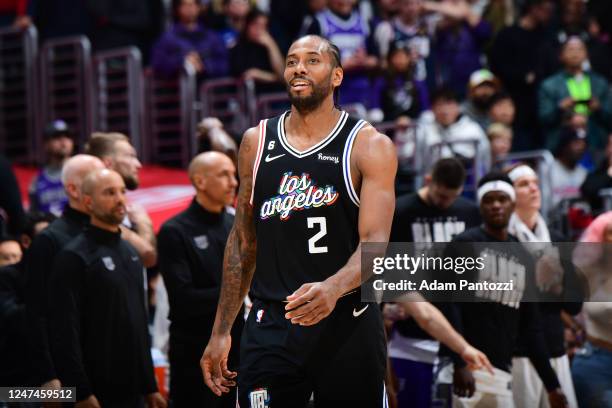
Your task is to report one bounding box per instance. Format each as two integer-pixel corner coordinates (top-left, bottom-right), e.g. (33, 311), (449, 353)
(284, 36), (343, 113)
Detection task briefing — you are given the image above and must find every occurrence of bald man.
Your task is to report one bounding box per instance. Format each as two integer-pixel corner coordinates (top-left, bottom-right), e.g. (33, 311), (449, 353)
(24, 154), (104, 389)
(157, 152), (242, 408)
(47, 169), (166, 408)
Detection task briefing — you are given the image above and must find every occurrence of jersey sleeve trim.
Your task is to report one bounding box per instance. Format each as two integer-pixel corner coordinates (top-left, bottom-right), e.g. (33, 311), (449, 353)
(249, 119), (267, 206)
(342, 119), (366, 207)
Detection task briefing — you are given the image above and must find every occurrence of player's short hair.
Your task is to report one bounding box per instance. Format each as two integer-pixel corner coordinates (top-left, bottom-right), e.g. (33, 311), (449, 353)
(431, 158), (466, 189)
(85, 132), (129, 158)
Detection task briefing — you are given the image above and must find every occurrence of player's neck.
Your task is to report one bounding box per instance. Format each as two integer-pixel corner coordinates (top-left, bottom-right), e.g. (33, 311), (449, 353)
(483, 224), (508, 241)
(516, 208), (539, 230)
(286, 102), (341, 142)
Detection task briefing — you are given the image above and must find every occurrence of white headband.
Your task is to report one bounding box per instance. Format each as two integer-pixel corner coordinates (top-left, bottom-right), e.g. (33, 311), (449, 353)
(508, 165), (537, 183)
(477, 180), (516, 203)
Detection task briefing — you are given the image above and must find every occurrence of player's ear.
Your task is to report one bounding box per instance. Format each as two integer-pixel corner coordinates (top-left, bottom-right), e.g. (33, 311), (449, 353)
(194, 173), (206, 191)
(332, 66), (343, 88)
(424, 174), (432, 186)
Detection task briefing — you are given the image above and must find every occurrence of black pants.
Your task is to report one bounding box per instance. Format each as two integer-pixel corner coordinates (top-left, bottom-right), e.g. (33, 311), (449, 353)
(238, 294), (387, 408)
(169, 333), (238, 408)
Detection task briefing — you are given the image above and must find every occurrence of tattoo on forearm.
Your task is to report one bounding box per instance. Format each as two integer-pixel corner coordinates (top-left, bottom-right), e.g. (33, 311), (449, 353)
(215, 134), (257, 335)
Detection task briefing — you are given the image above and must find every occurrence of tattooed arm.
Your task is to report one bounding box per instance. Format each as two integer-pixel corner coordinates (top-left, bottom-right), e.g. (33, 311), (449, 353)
(201, 126), (259, 396)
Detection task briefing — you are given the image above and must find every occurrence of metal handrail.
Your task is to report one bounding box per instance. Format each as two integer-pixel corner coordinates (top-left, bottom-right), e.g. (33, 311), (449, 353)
(39, 36), (93, 156)
(0, 26), (39, 163)
(93, 47), (143, 156)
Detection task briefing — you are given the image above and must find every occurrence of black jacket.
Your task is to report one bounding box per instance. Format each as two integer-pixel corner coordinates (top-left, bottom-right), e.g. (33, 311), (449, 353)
(157, 199), (243, 341)
(48, 225), (157, 403)
(24, 206), (90, 385)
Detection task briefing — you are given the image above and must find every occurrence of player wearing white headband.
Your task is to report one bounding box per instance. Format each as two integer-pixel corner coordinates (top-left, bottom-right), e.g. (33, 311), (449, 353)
(444, 171), (567, 408)
(507, 164), (581, 408)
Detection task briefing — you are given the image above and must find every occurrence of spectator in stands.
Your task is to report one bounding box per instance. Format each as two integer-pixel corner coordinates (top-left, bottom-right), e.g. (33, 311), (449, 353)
(229, 8), (284, 88)
(481, 0), (515, 34)
(550, 127), (589, 208)
(196, 117), (238, 164)
(29, 120), (74, 217)
(304, 0), (380, 117)
(571, 211), (612, 408)
(374, 0), (430, 82)
(47, 169), (165, 408)
(373, 0), (399, 22)
(152, 0), (228, 79)
(581, 133), (612, 213)
(379, 42), (428, 124)
(538, 36), (612, 152)
(488, 92), (516, 129)
(158, 152), (242, 407)
(208, 0), (251, 48)
(487, 123), (512, 164)
(0, 236), (21, 267)
(553, 0), (612, 80)
(489, 0), (557, 151)
(85, 132), (157, 268)
(418, 87), (490, 172)
(25, 155), (104, 390)
(19, 211), (56, 250)
(0, 154), (24, 237)
(0, 0), (31, 28)
(462, 69), (501, 130)
(29, 0), (92, 41)
(425, 0), (492, 98)
(507, 163), (581, 408)
(87, 0), (164, 61)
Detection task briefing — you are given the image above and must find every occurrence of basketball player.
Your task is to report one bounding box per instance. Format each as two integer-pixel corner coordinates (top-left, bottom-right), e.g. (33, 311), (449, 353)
(443, 172), (567, 408)
(201, 35), (397, 407)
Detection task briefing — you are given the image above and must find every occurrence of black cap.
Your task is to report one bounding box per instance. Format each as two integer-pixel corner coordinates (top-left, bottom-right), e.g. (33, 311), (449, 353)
(556, 127), (586, 154)
(44, 120), (73, 140)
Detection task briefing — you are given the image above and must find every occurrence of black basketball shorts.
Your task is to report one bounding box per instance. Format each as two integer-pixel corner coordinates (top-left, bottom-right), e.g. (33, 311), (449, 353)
(238, 293), (388, 408)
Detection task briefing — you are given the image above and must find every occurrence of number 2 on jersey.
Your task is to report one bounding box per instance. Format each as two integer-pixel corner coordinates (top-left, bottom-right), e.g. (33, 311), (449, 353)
(307, 217), (328, 254)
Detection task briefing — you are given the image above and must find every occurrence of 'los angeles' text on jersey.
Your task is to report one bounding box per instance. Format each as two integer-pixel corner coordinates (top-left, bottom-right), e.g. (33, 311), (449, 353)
(250, 111), (366, 301)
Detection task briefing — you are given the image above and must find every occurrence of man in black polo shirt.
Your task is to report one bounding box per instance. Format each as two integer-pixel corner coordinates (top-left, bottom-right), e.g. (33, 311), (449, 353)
(24, 154), (104, 388)
(48, 169), (166, 408)
(157, 152), (242, 407)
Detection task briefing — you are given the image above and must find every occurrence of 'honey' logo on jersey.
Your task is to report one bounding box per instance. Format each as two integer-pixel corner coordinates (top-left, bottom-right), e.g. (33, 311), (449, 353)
(260, 172), (339, 221)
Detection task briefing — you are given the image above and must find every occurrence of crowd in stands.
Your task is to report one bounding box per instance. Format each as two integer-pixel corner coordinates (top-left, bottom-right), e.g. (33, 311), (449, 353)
(1, 0), (612, 407)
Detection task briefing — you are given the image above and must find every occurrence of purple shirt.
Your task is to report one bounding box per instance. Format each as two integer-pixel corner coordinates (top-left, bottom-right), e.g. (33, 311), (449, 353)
(435, 21), (491, 97)
(151, 23), (228, 78)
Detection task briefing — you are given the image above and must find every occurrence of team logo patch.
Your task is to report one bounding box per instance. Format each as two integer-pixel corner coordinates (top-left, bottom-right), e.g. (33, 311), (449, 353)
(193, 235), (209, 249)
(256, 309), (264, 323)
(259, 172), (339, 221)
(249, 388), (270, 408)
(102, 257), (115, 271)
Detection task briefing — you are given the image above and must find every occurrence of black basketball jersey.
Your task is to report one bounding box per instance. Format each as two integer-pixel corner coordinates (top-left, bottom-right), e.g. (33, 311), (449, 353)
(250, 110), (365, 301)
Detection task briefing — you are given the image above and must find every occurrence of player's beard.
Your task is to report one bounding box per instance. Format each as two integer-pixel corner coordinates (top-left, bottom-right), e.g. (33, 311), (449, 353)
(287, 73), (333, 114)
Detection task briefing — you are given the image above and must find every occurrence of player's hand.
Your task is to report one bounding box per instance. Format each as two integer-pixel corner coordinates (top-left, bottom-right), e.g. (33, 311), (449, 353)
(559, 97), (574, 110)
(453, 365), (475, 398)
(548, 388), (569, 408)
(201, 334), (237, 396)
(145, 392), (167, 408)
(460, 345), (494, 375)
(75, 395), (101, 408)
(284, 281), (341, 326)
